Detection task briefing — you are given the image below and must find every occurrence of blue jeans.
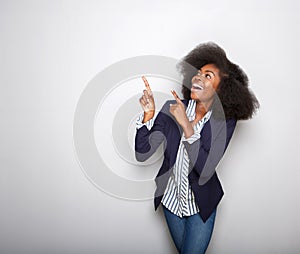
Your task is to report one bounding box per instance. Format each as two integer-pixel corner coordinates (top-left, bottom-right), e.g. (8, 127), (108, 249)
(162, 206), (216, 254)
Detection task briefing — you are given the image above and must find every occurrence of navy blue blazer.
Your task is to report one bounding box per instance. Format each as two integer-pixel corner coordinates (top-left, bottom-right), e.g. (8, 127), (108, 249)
(135, 100), (236, 222)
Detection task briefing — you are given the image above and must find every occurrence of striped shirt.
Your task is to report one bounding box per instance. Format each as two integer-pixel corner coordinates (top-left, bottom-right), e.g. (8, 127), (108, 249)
(136, 100), (212, 217)
(161, 100), (211, 217)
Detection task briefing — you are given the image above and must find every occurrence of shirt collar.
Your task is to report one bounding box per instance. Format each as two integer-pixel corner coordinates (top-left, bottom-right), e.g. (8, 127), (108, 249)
(186, 100), (212, 128)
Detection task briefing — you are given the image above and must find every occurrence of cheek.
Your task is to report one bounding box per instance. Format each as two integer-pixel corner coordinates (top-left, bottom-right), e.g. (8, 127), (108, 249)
(205, 81), (214, 91)
(208, 80), (219, 92)
(204, 82), (218, 98)
(212, 79), (221, 90)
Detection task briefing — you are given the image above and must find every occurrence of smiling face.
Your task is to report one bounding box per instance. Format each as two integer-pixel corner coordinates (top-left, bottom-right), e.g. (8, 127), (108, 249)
(190, 64), (221, 103)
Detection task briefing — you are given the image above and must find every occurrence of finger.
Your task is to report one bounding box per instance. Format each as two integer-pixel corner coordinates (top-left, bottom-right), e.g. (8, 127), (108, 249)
(169, 104), (178, 110)
(139, 97), (145, 105)
(139, 97), (148, 107)
(171, 89), (181, 103)
(141, 95), (148, 105)
(143, 89), (150, 100)
(142, 76), (153, 97)
(169, 104), (176, 115)
(142, 76), (152, 92)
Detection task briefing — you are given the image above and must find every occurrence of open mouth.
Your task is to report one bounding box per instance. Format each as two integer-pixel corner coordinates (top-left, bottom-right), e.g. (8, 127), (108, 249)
(192, 83), (204, 90)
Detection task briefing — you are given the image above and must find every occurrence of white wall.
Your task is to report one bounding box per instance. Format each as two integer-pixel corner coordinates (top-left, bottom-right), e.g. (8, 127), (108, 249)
(1, 0), (300, 253)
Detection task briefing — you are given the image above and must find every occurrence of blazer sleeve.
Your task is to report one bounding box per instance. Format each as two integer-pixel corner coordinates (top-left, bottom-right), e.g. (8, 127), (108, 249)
(183, 118), (237, 185)
(134, 101), (173, 162)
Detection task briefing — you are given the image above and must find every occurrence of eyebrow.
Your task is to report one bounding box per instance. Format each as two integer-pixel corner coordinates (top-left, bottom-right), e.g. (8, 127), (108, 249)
(199, 69), (216, 76)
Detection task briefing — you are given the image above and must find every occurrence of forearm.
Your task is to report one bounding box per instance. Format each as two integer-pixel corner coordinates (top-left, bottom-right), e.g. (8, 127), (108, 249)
(135, 109), (168, 161)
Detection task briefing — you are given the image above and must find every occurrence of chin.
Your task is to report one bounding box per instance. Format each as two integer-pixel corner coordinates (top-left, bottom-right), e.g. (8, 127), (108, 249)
(190, 93), (201, 101)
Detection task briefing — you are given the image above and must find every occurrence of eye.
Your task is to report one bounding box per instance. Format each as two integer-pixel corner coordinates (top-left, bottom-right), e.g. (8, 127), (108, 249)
(205, 74), (211, 80)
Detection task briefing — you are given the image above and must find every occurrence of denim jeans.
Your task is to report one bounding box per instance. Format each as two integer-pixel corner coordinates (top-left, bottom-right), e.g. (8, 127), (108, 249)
(162, 206), (217, 254)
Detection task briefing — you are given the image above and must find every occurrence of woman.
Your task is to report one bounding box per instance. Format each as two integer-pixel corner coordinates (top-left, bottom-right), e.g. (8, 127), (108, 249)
(135, 42), (259, 254)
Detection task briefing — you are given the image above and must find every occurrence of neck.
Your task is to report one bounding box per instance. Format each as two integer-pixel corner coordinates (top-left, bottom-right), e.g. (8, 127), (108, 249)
(195, 99), (213, 121)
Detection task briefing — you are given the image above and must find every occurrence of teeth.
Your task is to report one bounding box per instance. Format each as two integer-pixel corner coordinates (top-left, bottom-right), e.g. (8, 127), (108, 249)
(192, 83), (203, 90)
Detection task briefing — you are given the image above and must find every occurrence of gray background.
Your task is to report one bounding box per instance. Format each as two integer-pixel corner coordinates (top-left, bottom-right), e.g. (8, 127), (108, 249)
(1, 0), (300, 253)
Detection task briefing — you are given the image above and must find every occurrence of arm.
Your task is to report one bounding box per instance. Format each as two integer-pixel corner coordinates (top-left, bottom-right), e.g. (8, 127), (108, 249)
(135, 102), (170, 162)
(136, 76), (178, 162)
(169, 90), (194, 138)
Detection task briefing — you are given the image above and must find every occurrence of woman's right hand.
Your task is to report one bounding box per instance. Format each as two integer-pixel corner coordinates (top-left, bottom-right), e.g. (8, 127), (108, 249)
(139, 76), (155, 123)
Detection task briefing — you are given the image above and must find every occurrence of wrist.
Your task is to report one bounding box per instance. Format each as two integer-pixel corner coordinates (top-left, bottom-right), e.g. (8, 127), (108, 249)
(143, 110), (155, 123)
(182, 121), (194, 138)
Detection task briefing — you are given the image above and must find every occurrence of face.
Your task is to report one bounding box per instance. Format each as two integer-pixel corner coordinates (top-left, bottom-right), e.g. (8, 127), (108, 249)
(190, 64), (221, 102)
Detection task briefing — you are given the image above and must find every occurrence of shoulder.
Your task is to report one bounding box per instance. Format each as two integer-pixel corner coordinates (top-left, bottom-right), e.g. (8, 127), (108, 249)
(205, 116), (237, 137)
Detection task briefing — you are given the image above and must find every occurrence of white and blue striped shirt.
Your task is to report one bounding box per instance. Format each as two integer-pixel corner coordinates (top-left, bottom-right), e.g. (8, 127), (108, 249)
(136, 100), (212, 217)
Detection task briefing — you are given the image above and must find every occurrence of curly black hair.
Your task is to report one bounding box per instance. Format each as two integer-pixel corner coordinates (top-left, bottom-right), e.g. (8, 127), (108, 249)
(177, 42), (259, 120)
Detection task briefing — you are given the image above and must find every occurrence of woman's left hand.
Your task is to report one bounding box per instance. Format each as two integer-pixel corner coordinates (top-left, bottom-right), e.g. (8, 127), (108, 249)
(169, 90), (194, 138)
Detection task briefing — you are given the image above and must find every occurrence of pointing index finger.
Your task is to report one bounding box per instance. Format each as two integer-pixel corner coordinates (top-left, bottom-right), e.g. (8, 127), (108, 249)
(171, 89), (181, 103)
(142, 76), (152, 92)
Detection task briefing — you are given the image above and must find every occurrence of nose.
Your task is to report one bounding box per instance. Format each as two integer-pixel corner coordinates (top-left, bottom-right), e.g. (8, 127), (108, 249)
(194, 73), (204, 82)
